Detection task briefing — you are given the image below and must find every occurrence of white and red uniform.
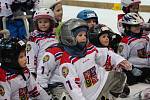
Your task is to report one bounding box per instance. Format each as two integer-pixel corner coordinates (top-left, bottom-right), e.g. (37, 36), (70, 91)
(26, 30), (58, 73)
(36, 47), (63, 88)
(59, 44), (125, 100)
(96, 47), (124, 71)
(0, 67), (50, 100)
(0, 0), (13, 17)
(118, 33), (150, 68)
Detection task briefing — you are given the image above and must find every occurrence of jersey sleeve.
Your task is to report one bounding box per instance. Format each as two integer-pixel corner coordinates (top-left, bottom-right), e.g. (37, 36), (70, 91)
(118, 42), (130, 59)
(59, 63), (86, 100)
(26, 41), (39, 73)
(108, 50), (126, 66)
(36, 52), (57, 88)
(0, 81), (11, 100)
(95, 48), (125, 70)
(27, 73), (51, 100)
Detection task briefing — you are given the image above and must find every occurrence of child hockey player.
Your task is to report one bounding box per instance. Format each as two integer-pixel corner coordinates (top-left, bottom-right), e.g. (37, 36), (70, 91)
(26, 8), (58, 77)
(118, 0), (142, 35)
(58, 18), (132, 100)
(0, 37), (50, 100)
(118, 13), (150, 85)
(88, 24), (130, 98)
(89, 24), (122, 53)
(34, 0), (63, 40)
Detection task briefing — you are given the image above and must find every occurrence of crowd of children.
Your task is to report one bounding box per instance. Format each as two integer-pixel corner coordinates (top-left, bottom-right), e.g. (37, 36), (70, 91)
(0, 0), (150, 100)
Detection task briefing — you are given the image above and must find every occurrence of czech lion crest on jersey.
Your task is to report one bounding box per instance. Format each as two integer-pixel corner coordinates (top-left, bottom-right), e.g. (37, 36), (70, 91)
(62, 66), (69, 78)
(43, 55), (50, 63)
(26, 44), (31, 53)
(0, 85), (5, 96)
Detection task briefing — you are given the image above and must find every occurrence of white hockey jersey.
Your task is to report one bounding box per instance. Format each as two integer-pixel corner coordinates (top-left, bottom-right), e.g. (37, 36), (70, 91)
(118, 34), (150, 68)
(0, 0), (13, 17)
(0, 67), (50, 100)
(36, 46), (63, 88)
(26, 30), (58, 73)
(59, 44), (125, 100)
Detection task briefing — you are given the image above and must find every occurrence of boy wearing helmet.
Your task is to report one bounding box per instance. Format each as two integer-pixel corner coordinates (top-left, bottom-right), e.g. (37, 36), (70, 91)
(26, 8), (58, 77)
(58, 18), (132, 100)
(77, 9), (98, 30)
(89, 24), (122, 53)
(0, 37), (51, 100)
(118, 13), (150, 85)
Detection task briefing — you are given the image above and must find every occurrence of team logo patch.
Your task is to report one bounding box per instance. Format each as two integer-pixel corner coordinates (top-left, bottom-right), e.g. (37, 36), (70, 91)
(26, 44), (31, 53)
(62, 66), (69, 78)
(0, 85), (5, 96)
(83, 66), (98, 88)
(118, 45), (124, 53)
(43, 55), (50, 63)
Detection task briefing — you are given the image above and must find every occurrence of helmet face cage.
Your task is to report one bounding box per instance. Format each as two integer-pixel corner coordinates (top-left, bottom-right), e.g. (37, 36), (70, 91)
(60, 18), (88, 47)
(0, 38), (26, 68)
(77, 9), (98, 24)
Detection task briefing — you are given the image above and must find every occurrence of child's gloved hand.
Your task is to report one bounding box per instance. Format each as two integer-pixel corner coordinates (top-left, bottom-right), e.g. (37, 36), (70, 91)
(131, 67), (142, 76)
(117, 60), (132, 71)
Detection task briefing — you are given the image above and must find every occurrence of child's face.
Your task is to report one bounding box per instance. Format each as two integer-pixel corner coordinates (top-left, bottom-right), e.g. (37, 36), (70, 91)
(18, 50), (27, 68)
(130, 25), (141, 33)
(130, 3), (140, 13)
(37, 18), (51, 32)
(76, 31), (87, 43)
(53, 3), (63, 22)
(86, 19), (97, 29)
(99, 34), (109, 47)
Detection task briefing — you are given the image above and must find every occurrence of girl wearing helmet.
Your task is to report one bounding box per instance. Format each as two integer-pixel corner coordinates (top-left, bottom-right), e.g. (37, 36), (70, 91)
(58, 18), (132, 100)
(118, 13), (150, 85)
(118, 0), (144, 35)
(34, 0), (63, 41)
(0, 37), (51, 100)
(35, 0), (63, 23)
(77, 9), (98, 30)
(26, 8), (58, 78)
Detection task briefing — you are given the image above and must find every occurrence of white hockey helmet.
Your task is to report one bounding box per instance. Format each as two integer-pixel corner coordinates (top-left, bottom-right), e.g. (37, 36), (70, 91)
(35, 0), (62, 9)
(121, 0), (141, 7)
(122, 13), (143, 25)
(33, 8), (55, 21)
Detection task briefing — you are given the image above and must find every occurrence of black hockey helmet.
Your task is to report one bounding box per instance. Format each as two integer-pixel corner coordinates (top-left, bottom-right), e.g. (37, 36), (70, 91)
(0, 37), (26, 69)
